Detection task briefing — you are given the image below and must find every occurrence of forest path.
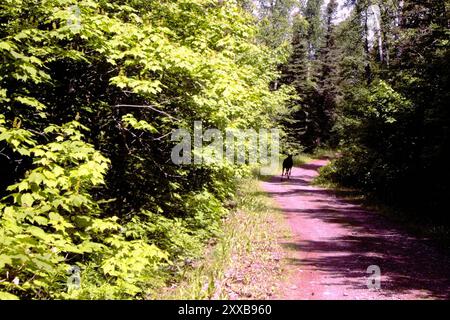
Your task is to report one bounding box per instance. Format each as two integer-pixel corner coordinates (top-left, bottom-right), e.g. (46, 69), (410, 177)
(261, 159), (450, 300)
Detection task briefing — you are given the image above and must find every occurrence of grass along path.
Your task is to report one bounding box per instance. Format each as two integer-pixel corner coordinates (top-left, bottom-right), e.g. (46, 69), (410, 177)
(158, 177), (294, 299)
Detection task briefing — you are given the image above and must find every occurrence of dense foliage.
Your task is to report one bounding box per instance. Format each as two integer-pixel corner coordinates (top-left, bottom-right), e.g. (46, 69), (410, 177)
(0, 0), (292, 299)
(281, 0), (449, 223)
(280, 0), (340, 151)
(331, 0), (449, 220)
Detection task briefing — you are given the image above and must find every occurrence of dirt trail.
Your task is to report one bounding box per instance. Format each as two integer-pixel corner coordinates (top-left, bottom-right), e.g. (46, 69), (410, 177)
(261, 159), (450, 300)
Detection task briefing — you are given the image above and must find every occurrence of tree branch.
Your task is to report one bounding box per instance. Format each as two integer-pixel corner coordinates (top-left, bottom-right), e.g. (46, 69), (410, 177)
(112, 104), (180, 121)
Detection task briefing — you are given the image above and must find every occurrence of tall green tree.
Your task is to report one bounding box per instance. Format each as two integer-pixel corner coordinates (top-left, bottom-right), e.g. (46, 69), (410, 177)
(281, 0), (341, 150)
(254, 0), (299, 49)
(304, 0), (325, 59)
(316, 0), (340, 144)
(323, 0), (450, 224)
(279, 15), (311, 149)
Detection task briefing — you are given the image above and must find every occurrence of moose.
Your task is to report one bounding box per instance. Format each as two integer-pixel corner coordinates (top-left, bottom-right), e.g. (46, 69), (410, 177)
(281, 155), (293, 180)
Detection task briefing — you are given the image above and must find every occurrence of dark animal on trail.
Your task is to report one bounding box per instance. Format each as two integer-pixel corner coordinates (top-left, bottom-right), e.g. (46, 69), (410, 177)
(282, 155), (293, 180)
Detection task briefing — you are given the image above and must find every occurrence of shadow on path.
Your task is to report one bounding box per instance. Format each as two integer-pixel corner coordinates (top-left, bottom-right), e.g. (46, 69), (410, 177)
(262, 160), (450, 300)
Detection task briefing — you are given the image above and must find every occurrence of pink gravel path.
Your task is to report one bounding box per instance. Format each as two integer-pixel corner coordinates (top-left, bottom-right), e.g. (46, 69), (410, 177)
(261, 159), (450, 300)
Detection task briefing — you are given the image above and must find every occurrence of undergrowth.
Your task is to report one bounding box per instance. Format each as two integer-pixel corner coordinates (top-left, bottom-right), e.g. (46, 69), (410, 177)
(157, 177), (292, 300)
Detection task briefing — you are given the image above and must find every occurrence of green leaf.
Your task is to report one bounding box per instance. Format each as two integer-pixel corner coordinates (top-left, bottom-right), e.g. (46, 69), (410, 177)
(0, 292), (19, 300)
(0, 255), (13, 269)
(20, 193), (34, 207)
